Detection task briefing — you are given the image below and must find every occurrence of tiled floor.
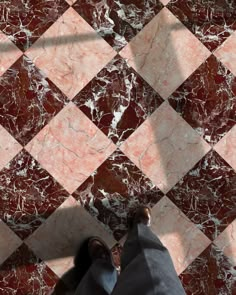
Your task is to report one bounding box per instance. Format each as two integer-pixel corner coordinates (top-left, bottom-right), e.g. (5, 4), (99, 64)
(0, 1), (235, 294)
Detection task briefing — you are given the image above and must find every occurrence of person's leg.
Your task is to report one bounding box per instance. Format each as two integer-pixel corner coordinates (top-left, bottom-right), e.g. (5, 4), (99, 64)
(74, 259), (117, 295)
(112, 207), (186, 295)
(74, 237), (118, 295)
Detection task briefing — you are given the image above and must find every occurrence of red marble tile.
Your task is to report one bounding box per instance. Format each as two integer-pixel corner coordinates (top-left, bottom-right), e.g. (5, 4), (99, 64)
(167, 150), (236, 241)
(0, 150), (69, 240)
(72, 149), (164, 240)
(72, 0), (163, 51)
(180, 244), (236, 295)
(0, 0), (69, 52)
(168, 55), (236, 145)
(0, 55), (69, 146)
(73, 55), (163, 145)
(0, 243), (59, 294)
(167, 0), (236, 52)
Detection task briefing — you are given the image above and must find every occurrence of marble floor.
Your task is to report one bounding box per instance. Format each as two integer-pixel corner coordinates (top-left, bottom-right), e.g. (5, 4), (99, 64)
(0, 0), (236, 294)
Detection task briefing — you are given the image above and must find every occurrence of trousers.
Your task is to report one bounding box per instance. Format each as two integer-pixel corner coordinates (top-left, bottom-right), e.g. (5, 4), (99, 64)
(75, 224), (186, 295)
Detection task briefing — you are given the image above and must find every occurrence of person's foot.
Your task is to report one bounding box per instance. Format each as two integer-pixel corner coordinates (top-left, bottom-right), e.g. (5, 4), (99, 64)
(88, 237), (113, 263)
(133, 206), (152, 227)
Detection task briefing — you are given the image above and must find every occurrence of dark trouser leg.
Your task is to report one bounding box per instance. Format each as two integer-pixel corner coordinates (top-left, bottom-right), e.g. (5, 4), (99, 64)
(112, 224), (186, 295)
(74, 259), (118, 295)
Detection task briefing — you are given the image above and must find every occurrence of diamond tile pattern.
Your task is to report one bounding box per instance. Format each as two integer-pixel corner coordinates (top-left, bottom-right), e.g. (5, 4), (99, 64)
(26, 7), (116, 99)
(0, 55), (69, 146)
(0, 1), (235, 294)
(0, 125), (22, 171)
(0, 220), (22, 266)
(120, 7), (211, 99)
(151, 196), (211, 274)
(0, 150), (69, 240)
(167, 0), (236, 52)
(214, 124), (236, 172)
(0, 31), (22, 77)
(0, 0), (69, 52)
(72, 0), (164, 51)
(214, 219), (236, 266)
(179, 244), (236, 294)
(73, 55), (164, 145)
(26, 196), (116, 278)
(214, 31), (236, 77)
(167, 150), (236, 241)
(168, 55), (236, 145)
(120, 102), (211, 193)
(73, 149), (164, 240)
(0, 244), (59, 294)
(26, 102), (116, 194)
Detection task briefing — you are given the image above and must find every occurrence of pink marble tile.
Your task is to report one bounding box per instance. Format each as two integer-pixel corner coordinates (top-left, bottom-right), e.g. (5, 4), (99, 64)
(0, 125), (22, 171)
(0, 220), (22, 265)
(120, 7), (211, 99)
(26, 196), (116, 278)
(26, 7), (116, 99)
(160, 0), (171, 5)
(214, 125), (236, 172)
(214, 219), (236, 266)
(66, 0), (76, 5)
(151, 196), (211, 274)
(0, 31), (22, 77)
(120, 102), (211, 193)
(26, 102), (116, 194)
(214, 32), (236, 77)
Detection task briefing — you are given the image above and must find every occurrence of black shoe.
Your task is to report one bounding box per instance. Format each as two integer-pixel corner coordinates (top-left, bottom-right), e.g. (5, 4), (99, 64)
(133, 206), (151, 227)
(88, 237), (113, 264)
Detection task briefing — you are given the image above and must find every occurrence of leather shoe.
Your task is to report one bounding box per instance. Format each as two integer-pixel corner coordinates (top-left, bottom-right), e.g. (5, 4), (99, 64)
(133, 206), (151, 226)
(88, 237), (113, 263)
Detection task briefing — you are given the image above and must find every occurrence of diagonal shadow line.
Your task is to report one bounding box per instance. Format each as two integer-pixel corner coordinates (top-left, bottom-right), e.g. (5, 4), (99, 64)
(0, 9), (234, 294)
(1, 32), (102, 53)
(0, 22), (185, 53)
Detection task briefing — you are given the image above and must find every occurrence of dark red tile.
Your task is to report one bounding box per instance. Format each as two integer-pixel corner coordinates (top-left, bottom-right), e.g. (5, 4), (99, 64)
(0, 150), (69, 240)
(0, 0), (69, 52)
(73, 55), (163, 145)
(73, 149), (164, 240)
(167, 0), (236, 52)
(168, 55), (236, 145)
(0, 243), (59, 294)
(72, 0), (163, 51)
(180, 244), (236, 295)
(167, 150), (236, 241)
(0, 55), (69, 146)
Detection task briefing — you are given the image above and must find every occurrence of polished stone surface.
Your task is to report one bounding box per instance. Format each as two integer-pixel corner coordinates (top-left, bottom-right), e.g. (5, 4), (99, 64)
(73, 55), (163, 145)
(151, 197), (211, 274)
(26, 102), (116, 194)
(120, 7), (211, 99)
(167, 150), (236, 241)
(0, 244), (59, 294)
(0, 55), (69, 146)
(168, 55), (236, 145)
(73, 149), (164, 240)
(26, 7), (116, 99)
(167, 0), (236, 52)
(0, 150), (69, 240)
(0, 0), (69, 51)
(73, 0), (164, 51)
(120, 102), (211, 193)
(26, 196), (116, 278)
(0, 1), (235, 293)
(180, 244), (236, 294)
